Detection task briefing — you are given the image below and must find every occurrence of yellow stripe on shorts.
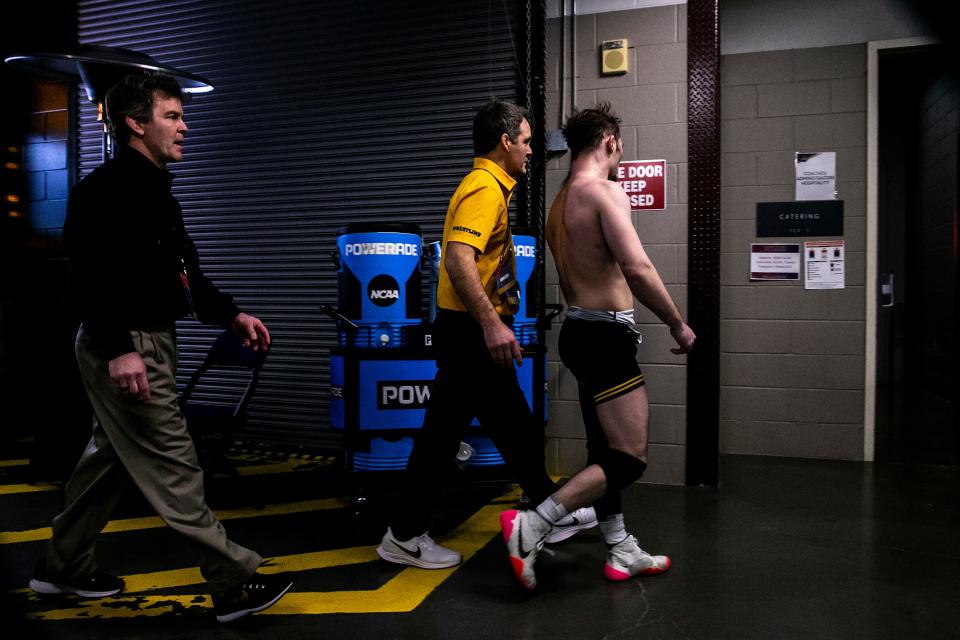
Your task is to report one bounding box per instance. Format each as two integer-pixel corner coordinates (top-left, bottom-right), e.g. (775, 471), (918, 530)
(593, 374), (645, 404)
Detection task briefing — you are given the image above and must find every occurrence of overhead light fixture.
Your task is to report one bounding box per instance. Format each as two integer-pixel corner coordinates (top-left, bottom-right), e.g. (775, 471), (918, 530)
(5, 45), (213, 161)
(4, 44), (213, 103)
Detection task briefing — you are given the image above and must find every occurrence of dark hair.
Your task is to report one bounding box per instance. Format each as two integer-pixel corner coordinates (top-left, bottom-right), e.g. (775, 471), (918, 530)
(105, 73), (184, 144)
(472, 99), (529, 156)
(562, 102), (622, 159)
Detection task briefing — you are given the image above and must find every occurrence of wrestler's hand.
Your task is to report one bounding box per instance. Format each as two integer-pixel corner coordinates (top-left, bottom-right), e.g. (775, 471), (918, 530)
(670, 322), (696, 354)
(109, 351), (151, 401)
(232, 312), (271, 352)
(483, 319), (523, 368)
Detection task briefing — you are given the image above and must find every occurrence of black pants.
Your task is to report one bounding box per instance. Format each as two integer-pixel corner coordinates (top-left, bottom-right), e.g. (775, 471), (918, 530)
(390, 310), (559, 539)
(559, 318), (644, 519)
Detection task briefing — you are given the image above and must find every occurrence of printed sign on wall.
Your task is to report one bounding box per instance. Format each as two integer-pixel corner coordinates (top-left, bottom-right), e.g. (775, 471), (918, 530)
(617, 159), (666, 211)
(756, 200), (844, 237)
(804, 240), (845, 290)
(750, 244), (801, 280)
(795, 152), (837, 200)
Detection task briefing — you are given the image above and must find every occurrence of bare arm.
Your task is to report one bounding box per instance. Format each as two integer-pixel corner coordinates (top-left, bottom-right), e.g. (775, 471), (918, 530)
(444, 240), (523, 367)
(596, 183), (695, 354)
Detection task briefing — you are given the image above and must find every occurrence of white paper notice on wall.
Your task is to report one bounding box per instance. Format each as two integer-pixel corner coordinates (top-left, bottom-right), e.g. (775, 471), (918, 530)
(750, 244), (800, 280)
(795, 152), (837, 200)
(804, 240), (845, 290)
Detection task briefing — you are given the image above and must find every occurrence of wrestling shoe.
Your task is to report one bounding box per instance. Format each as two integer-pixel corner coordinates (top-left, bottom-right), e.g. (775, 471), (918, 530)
(603, 535), (671, 581)
(500, 509), (550, 590)
(29, 557), (124, 598)
(545, 506), (598, 543)
(377, 528), (461, 569)
(212, 571), (294, 623)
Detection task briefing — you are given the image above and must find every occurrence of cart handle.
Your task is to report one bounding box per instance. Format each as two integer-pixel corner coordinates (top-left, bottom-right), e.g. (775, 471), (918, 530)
(319, 304), (358, 330)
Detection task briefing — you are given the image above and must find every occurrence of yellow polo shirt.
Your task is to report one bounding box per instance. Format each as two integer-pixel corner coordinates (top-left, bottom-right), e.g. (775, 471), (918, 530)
(437, 157), (516, 315)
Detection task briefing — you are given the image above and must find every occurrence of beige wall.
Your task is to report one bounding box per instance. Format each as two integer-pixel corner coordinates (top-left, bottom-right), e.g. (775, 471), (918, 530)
(542, 7), (872, 484)
(540, 1), (942, 482)
(719, 45), (867, 459)
(544, 3), (690, 484)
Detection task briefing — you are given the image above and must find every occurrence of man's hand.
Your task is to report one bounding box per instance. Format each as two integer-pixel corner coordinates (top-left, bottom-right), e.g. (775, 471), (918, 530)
(232, 312), (271, 352)
(445, 241), (522, 368)
(670, 322), (696, 355)
(483, 320), (523, 368)
(109, 352), (150, 401)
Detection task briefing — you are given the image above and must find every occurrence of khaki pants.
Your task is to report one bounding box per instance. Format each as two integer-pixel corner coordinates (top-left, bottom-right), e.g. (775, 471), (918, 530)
(46, 326), (261, 591)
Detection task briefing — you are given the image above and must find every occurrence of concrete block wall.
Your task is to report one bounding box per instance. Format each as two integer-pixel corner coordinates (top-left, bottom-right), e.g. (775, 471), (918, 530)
(544, 2), (689, 484)
(719, 44), (867, 460)
(23, 80), (70, 235)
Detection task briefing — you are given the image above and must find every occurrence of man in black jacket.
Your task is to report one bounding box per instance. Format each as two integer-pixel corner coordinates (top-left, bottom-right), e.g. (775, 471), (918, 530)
(28, 73), (292, 623)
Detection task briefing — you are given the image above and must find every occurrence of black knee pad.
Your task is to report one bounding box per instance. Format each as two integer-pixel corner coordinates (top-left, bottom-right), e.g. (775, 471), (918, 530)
(596, 449), (647, 491)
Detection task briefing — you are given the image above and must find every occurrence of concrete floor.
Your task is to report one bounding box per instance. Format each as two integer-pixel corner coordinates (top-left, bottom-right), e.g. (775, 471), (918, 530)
(2, 444), (958, 639)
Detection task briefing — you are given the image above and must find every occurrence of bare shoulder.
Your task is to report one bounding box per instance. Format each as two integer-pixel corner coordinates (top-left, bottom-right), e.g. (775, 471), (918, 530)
(575, 178), (630, 220)
(599, 178), (630, 206)
(568, 175), (627, 208)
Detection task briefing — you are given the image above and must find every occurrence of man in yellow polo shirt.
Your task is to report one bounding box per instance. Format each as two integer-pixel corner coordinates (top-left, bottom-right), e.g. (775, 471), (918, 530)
(377, 99), (596, 568)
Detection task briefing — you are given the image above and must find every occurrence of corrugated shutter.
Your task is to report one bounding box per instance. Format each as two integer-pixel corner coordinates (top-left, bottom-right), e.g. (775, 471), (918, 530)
(76, 0), (527, 446)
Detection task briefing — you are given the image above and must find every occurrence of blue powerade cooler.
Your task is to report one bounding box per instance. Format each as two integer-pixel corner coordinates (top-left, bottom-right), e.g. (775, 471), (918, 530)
(330, 347), (546, 471)
(331, 223), (549, 474)
(512, 229), (538, 346)
(337, 222), (422, 348)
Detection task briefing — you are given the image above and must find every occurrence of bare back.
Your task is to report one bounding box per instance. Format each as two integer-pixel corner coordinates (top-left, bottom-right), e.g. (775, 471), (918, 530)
(546, 176), (634, 310)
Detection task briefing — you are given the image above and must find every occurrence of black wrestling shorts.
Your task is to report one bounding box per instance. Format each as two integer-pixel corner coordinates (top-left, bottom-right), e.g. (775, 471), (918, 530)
(558, 317), (645, 405)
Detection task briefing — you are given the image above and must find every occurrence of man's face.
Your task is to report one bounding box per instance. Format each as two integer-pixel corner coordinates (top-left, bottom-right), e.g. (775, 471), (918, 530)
(505, 118), (533, 178)
(136, 93), (188, 168)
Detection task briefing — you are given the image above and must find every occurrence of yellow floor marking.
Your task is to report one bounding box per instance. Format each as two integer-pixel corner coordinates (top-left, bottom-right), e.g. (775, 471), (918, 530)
(265, 492), (521, 615)
(227, 452), (287, 463)
(23, 486), (522, 619)
(14, 546), (380, 599)
(229, 451), (334, 463)
(29, 595), (211, 620)
(0, 455), (334, 495)
(0, 497), (350, 545)
(0, 483), (59, 495)
(236, 458), (331, 476)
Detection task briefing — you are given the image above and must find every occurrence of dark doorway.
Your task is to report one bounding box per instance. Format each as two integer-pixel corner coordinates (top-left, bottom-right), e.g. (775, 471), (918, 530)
(876, 45), (958, 464)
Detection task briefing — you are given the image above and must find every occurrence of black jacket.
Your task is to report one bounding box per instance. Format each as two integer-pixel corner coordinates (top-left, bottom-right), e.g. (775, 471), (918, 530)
(64, 145), (239, 360)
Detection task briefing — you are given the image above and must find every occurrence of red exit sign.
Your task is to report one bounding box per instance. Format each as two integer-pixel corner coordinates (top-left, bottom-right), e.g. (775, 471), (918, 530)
(616, 159), (666, 211)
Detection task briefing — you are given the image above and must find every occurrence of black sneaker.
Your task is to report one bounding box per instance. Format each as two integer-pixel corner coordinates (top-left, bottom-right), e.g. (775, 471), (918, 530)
(29, 558), (124, 598)
(212, 571), (294, 623)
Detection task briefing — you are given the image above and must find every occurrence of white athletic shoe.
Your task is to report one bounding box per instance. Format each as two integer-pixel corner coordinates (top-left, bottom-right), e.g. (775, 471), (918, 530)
(500, 509), (550, 590)
(545, 506), (598, 544)
(376, 528), (461, 569)
(603, 534), (671, 581)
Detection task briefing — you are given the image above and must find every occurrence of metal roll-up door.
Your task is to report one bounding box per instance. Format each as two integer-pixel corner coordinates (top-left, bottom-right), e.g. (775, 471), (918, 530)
(76, 0), (530, 446)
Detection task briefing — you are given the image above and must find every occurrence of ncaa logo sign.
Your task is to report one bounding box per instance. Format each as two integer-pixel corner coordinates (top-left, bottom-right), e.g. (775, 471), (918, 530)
(368, 274), (400, 307)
